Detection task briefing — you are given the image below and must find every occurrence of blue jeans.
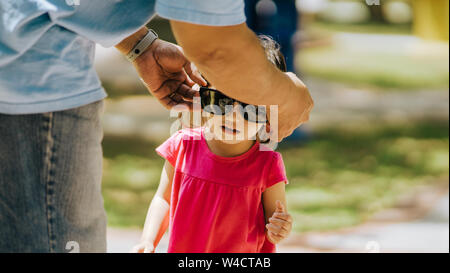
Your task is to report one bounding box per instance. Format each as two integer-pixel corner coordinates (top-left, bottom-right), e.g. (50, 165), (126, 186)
(0, 100), (107, 252)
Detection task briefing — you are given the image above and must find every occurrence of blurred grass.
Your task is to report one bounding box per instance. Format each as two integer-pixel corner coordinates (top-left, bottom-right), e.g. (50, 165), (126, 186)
(309, 21), (413, 35)
(299, 20), (449, 90)
(298, 45), (449, 90)
(147, 17), (176, 44)
(102, 120), (449, 232)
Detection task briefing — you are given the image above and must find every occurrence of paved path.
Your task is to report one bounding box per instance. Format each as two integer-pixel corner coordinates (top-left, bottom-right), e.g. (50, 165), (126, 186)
(305, 78), (449, 129)
(107, 192), (449, 253)
(107, 229), (315, 253)
(107, 227), (314, 253)
(294, 193), (449, 253)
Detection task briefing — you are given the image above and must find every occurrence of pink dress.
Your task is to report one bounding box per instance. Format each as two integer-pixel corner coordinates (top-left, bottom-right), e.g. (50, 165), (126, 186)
(155, 127), (288, 253)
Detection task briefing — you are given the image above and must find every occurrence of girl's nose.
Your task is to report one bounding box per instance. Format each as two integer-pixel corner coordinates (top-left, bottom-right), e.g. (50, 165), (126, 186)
(224, 102), (243, 121)
(227, 102), (241, 116)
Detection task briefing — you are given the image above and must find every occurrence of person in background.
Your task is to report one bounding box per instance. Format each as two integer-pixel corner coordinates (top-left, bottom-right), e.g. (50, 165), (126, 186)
(245, 0), (298, 72)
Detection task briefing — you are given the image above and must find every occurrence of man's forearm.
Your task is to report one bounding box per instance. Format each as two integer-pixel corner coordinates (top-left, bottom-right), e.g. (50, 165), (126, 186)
(170, 22), (308, 110)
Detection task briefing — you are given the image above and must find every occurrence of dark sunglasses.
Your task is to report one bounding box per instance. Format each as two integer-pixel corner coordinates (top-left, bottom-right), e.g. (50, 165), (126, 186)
(199, 87), (267, 123)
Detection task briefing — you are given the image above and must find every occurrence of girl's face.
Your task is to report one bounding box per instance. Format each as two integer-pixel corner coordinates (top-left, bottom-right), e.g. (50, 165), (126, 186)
(205, 101), (265, 144)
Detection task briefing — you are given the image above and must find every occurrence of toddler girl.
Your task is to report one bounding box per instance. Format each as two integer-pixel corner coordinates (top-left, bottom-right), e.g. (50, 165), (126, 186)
(132, 36), (292, 253)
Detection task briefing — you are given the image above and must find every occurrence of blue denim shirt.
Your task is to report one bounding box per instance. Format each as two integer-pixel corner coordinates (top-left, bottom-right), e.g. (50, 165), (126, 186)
(0, 0), (245, 114)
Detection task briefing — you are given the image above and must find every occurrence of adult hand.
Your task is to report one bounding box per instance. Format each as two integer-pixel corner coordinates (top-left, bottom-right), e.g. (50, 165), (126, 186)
(132, 39), (207, 110)
(265, 200), (292, 244)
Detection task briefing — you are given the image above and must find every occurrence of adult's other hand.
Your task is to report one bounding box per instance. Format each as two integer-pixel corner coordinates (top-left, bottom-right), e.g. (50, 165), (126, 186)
(133, 39), (206, 110)
(116, 28), (206, 110)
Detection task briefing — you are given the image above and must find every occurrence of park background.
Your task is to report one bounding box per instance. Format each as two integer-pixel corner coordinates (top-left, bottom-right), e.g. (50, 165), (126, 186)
(94, 0), (449, 252)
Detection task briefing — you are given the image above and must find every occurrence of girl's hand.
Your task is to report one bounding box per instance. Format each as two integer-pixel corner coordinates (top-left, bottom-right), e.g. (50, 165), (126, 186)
(130, 241), (155, 253)
(265, 200), (292, 244)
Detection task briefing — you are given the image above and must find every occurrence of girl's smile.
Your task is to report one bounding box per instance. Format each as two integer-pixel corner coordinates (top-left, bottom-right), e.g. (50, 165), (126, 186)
(221, 125), (240, 135)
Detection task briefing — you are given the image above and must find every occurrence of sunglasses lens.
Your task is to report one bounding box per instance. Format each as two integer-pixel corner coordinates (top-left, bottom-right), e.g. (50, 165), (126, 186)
(241, 104), (267, 123)
(200, 88), (266, 123)
(200, 88), (234, 115)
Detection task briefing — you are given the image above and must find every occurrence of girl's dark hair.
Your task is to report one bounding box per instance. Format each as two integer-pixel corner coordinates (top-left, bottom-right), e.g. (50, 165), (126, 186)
(256, 35), (287, 144)
(258, 35), (287, 73)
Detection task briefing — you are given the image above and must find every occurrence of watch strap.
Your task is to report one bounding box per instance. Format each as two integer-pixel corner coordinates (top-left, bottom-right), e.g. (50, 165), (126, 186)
(126, 29), (158, 62)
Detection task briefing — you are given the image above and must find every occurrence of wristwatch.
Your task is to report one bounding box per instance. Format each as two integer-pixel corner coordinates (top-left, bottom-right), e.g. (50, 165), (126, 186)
(126, 29), (158, 62)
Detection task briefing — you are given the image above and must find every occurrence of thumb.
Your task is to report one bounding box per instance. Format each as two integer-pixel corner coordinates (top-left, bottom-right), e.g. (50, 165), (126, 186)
(275, 200), (285, 213)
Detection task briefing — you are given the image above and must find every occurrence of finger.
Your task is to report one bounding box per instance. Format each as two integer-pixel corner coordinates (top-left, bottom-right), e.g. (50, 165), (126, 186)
(269, 217), (290, 230)
(169, 90), (194, 109)
(156, 44), (204, 88)
(184, 62), (207, 86)
(152, 80), (180, 100)
(166, 70), (195, 89)
(269, 231), (284, 240)
(159, 94), (193, 111)
(181, 70), (195, 87)
(156, 81), (196, 110)
(268, 231), (284, 243)
(272, 212), (293, 222)
(275, 200), (285, 213)
(168, 92), (184, 103)
(162, 96), (194, 111)
(266, 223), (283, 235)
(267, 223), (289, 237)
(175, 84), (198, 102)
(158, 82), (195, 102)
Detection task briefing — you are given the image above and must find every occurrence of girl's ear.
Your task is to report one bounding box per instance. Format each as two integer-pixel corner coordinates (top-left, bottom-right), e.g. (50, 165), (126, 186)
(265, 123), (271, 133)
(257, 124), (271, 144)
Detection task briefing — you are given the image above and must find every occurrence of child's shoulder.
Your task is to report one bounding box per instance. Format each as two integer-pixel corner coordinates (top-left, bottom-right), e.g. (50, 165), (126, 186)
(170, 126), (203, 142)
(255, 148), (288, 187)
(255, 145), (283, 162)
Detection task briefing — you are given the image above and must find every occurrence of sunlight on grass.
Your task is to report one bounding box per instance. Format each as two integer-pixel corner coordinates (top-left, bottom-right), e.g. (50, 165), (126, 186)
(310, 21), (413, 35)
(298, 46), (449, 90)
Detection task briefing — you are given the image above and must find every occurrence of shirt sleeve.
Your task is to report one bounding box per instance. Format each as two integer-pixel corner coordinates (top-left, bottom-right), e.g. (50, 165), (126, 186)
(155, 0), (246, 26)
(52, 0), (156, 47)
(155, 129), (184, 167)
(265, 152), (289, 190)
